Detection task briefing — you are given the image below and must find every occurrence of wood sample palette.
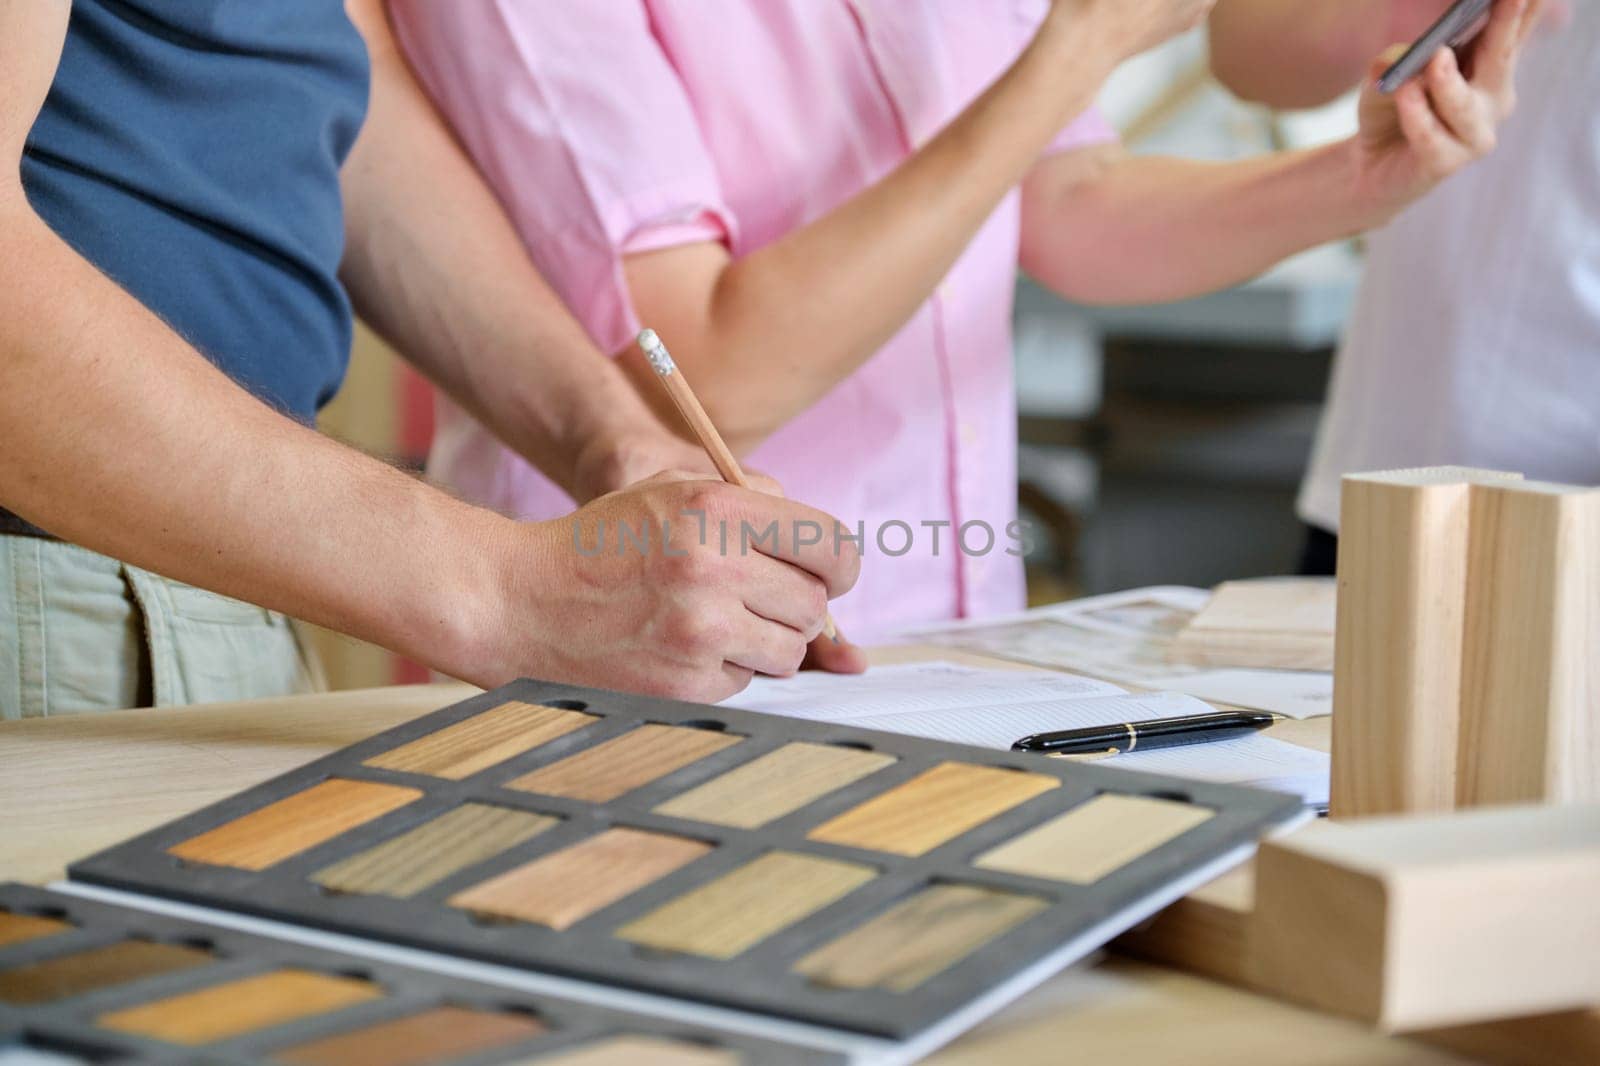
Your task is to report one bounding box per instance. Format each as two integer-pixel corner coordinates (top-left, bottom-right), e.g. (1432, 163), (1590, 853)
(0, 883), (831, 1066)
(67, 680), (1302, 1042)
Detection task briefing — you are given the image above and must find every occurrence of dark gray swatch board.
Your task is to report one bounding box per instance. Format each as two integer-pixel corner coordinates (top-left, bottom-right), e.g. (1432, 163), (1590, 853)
(69, 680), (1303, 1041)
(0, 882), (831, 1065)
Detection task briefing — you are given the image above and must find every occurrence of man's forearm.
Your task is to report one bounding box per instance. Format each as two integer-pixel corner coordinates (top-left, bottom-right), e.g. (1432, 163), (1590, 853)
(340, 0), (667, 502)
(1209, 0), (1446, 108)
(0, 200), (513, 677)
(1020, 143), (1383, 305)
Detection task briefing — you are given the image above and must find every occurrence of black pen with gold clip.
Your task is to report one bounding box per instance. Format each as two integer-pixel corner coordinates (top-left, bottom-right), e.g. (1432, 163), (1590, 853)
(1012, 710), (1281, 756)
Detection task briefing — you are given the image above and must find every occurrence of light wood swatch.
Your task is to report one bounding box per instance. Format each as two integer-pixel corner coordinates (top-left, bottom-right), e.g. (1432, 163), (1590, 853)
(807, 762), (1058, 857)
(1331, 467), (1520, 817)
(508, 724), (742, 803)
(1460, 481), (1600, 807)
(0, 911), (70, 948)
(311, 804), (559, 898)
(449, 828), (711, 930)
(521, 1035), (739, 1066)
(795, 884), (1049, 992)
(652, 743), (895, 829)
(98, 969), (382, 1045)
(168, 779), (422, 871)
(275, 1005), (545, 1066)
(1169, 578), (1335, 671)
(0, 940), (212, 1005)
(364, 702), (597, 780)
(974, 794), (1214, 885)
(616, 851), (875, 959)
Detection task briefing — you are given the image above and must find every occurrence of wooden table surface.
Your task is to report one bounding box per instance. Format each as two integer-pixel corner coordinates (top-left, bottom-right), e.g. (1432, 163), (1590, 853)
(0, 648), (1479, 1065)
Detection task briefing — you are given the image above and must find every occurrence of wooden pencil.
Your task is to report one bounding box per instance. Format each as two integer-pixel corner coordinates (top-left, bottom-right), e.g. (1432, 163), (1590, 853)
(638, 329), (840, 644)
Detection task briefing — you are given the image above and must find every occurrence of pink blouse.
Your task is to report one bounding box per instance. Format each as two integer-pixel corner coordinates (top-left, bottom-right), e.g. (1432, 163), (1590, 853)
(391, 0), (1115, 641)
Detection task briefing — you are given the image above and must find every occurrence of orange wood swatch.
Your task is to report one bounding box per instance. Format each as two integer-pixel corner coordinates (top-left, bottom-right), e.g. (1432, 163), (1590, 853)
(807, 762), (1059, 856)
(274, 1005), (544, 1066)
(0, 911), (70, 948)
(794, 884), (1049, 992)
(312, 804), (559, 898)
(448, 828), (711, 930)
(0, 940), (212, 1005)
(521, 1035), (740, 1066)
(652, 743), (896, 829)
(364, 702), (597, 780)
(616, 851), (875, 959)
(167, 779), (422, 871)
(506, 724), (742, 803)
(98, 969), (382, 1045)
(974, 794), (1214, 884)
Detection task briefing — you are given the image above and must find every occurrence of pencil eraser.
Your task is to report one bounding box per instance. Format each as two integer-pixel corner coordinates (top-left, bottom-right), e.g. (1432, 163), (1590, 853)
(637, 329), (675, 375)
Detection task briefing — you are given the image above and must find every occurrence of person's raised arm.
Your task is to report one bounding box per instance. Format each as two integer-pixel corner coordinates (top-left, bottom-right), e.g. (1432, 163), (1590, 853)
(0, 0), (857, 701)
(621, 0), (1215, 454)
(1209, 0), (1462, 108)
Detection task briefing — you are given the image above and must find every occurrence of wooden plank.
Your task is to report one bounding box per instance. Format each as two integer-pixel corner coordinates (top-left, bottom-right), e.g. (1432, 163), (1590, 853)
(1251, 806), (1600, 1031)
(0, 940), (211, 1005)
(1460, 481), (1600, 806)
(974, 794), (1214, 885)
(167, 779), (422, 871)
(524, 1035), (740, 1065)
(363, 701), (597, 780)
(616, 852), (875, 959)
(508, 724), (742, 803)
(448, 828), (711, 930)
(1168, 579), (1336, 671)
(97, 969), (382, 1044)
(311, 804), (559, 898)
(653, 743), (896, 829)
(0, 911), (71, 948)
(275, 1005), (545, 1066)
(807, 763), (1058, 857)
(794, 884), (1048, 992)
(1331, 467), (1520, 817)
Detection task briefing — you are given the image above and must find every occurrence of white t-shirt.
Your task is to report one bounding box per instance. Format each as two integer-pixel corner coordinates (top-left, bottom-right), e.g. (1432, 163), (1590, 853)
(1299, 10), (1600, 532)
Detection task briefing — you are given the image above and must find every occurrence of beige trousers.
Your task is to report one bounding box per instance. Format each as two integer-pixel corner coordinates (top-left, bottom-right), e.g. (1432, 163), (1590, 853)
(0, 536), (324, 720)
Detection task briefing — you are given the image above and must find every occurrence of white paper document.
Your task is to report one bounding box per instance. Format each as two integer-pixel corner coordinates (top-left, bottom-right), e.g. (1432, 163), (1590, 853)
(728, 661), (1329, 804)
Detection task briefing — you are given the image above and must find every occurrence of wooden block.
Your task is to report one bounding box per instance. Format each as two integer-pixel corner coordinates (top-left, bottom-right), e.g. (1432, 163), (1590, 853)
(1251, 805), (1600, 1031)
(507, 724), (742, 803)
(1168, 578), (1336, 671)
(974, 794), (1214, 885)
(1332, 467), (1521, 817)
(97, 968), (382, 1044)
(448, 828), (711, 930)
(0, 939), (212, 1004)
(1460, 481), (1600, 807)
(794, 884), (1048, 992)
(167, 779), (422, 871)
(807, 762), (1058, 857)
(363, 701), (597, 780)
(275, 1005), (545, 1066)
(653, 742), (896, 829)
(312, 804), (559, 898)
(615, 851), (876, 959)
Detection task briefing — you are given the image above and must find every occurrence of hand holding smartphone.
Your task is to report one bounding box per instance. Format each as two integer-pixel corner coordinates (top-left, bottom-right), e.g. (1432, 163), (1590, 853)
(1378, 0), (1494, 94)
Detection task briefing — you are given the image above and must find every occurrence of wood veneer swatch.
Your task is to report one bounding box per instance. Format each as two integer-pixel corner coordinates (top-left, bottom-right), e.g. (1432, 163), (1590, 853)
(807, 762), (1059, 857)
(167, 779), (422, 872)
(311, 804), (559, 898)
(97, 969), (382, 1045)
(448, 828), (711, 930)
(794, 884), (1049, 992)
(974, 794), (1214, 884)
(364, 701), (597, 780)
(652, 743), (896, 829)
(507, 724), (742, 803)
(521, 1035), (739, 1066)
(0, 911), (70, 948)
(274, 1005), (544, 1066)
(616, 851), (875, 959)
(0, 940), (212, 1005)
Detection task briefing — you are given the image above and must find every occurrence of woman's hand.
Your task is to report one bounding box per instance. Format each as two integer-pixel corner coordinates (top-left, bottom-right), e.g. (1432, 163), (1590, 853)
(1349, 0), (1539, 221)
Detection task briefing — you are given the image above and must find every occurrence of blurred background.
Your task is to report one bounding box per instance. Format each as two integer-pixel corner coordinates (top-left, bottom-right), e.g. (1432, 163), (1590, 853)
(312, 28), (1363, 688)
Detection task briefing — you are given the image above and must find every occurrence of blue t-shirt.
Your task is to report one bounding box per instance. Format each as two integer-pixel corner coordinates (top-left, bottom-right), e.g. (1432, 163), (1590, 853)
(21, 0), (371, 421)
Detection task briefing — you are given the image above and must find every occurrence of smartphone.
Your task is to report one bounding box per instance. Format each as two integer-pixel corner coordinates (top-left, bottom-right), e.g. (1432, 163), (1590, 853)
(1378, 0), (1493, 94)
